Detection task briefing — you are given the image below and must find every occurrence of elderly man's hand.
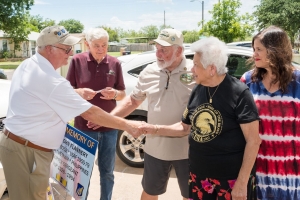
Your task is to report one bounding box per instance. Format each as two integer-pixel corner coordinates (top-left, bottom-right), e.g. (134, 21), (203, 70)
(87, 121), (102, 130)
(138, 122), (157, 135)
(75, 88), (96, 100)
(125, 120), (145, 138)
(100, 87), (117, 100)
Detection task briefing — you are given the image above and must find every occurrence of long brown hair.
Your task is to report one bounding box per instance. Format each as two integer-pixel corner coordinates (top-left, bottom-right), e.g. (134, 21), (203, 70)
(250, 25), (294, 93)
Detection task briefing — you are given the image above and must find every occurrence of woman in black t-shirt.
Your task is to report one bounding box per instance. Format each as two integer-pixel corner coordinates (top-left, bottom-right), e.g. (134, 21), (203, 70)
(140, 37), (261, 200)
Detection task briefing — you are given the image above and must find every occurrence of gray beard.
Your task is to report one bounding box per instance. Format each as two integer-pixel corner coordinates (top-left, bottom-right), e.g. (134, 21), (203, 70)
(156, 53), (177, 69)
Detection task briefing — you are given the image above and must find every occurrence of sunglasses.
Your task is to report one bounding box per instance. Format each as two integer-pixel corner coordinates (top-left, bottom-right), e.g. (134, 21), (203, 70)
(51, 45), (72, 54)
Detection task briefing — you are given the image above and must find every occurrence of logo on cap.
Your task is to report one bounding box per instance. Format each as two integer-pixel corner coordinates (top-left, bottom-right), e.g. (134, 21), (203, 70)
(54, 28), (67, 37)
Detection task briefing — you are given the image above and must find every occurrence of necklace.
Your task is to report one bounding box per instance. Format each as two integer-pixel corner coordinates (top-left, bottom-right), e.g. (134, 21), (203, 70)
(207, 84), (220, 104)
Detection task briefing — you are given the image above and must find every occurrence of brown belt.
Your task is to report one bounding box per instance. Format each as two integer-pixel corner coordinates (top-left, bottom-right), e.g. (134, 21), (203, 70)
(3, 128), (52, 152)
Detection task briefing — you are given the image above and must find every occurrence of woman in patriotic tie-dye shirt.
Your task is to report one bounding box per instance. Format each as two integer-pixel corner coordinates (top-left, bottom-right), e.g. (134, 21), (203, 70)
(241, 26), (300, 200)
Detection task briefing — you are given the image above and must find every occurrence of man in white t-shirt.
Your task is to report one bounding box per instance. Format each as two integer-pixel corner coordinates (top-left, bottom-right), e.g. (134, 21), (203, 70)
(0, 25), (140, 200)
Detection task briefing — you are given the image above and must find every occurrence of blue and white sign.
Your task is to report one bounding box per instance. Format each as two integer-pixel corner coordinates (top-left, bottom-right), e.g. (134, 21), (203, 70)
(50, 124), (98, 200)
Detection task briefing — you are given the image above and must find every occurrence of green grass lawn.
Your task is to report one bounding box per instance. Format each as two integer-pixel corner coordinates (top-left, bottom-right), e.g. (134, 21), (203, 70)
(0, 51), (142, 69)
(0, 61), (22, 69)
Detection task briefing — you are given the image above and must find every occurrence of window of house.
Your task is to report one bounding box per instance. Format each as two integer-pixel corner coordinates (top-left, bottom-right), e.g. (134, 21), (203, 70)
(2, 40), (7, 51)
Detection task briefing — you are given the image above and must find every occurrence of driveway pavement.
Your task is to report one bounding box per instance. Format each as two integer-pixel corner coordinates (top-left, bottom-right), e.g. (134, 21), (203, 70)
(2, 70), (14, 80)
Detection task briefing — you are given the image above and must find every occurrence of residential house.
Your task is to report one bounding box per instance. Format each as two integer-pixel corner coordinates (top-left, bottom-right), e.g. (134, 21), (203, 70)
(0, 31), (87, 59)
(0, 31), (39, 58)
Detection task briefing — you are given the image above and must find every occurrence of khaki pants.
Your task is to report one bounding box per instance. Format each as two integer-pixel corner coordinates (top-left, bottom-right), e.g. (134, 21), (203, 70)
(0, 132), (53, 200)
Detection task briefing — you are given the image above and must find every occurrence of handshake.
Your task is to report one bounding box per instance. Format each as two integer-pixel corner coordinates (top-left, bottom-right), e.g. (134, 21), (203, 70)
(87, 120), (159, 138)
(125, 120), (159, 138)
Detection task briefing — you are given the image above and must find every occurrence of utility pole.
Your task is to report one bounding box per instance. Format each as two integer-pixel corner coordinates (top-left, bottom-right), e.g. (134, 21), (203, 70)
(201, 1), (204, 28)
(191, 0), (205, 29)
(164, 10), (166, 28)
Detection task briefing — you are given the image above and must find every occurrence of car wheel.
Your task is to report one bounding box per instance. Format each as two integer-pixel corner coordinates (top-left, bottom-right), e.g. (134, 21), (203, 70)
(116, 116), (146, 168)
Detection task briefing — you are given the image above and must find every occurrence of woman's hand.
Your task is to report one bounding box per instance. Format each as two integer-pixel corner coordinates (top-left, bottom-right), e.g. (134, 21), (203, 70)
(231, 180), (247, 200)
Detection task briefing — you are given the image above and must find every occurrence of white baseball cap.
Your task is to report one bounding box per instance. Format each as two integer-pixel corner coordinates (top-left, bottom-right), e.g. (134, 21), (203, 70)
(152, 28), (183, 46)
(37, 25), (81, 46)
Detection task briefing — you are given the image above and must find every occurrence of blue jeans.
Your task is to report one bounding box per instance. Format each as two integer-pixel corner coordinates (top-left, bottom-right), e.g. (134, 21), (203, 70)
(81, 129), (118, 200)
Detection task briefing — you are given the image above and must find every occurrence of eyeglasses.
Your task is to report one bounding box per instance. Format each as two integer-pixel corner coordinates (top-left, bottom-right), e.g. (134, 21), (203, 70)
(51, 45), (72, 54)
(165, 71), (170, 90)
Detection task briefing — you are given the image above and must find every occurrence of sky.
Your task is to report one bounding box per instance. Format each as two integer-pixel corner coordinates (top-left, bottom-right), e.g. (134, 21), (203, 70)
(30, 0), (260, 33)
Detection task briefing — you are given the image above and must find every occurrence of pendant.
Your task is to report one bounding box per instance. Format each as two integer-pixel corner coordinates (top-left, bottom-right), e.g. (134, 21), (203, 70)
(209, 98), (212, 104)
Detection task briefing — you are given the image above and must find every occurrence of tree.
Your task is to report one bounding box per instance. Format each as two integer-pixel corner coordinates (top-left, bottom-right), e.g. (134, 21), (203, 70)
(159, 24), (173, 31)
(58, 19), (84, 33)
(28, 14), (55, 32)
(200, 0), (254, 43)
(99, 26), (119, 42)
(183, 30), (200, 43)
(140, 25), (160, 40)
(0, 0), (34, 33)
(254, 0), (300, 47)
(0, 0), (34, 53)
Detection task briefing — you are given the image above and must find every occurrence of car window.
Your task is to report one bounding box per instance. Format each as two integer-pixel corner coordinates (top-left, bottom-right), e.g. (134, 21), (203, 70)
(127, 54), (195, 77)
(226, 54), (252, 79)
(185, 54), (194, 60)
(127, 53), (252, 79)
(128, 63), (154, 77)
(237, 43), (252, 48)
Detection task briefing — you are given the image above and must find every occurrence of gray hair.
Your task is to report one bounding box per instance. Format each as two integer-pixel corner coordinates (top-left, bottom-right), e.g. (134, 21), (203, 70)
(191, 37), (228, 75)
(172, 44), (184, 57)
(85, 28), (109, 44)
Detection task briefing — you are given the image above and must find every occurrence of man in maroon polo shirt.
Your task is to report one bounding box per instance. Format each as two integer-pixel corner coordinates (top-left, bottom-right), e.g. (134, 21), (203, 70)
(66, 28), (125, 200)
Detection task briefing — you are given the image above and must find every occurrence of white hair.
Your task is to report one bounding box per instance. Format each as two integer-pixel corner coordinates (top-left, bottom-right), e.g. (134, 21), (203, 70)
(85, 28), (109, 44)
(191, 37), (228, 75)
(172, 44), (184, 58)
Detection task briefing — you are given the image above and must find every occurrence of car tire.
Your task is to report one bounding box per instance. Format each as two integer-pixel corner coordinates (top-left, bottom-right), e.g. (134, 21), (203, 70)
(116, 116), (147, 168)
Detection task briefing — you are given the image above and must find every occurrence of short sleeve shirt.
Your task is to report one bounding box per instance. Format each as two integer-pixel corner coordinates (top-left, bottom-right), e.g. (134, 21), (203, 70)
(4, 52), (92, 149)
(66, 52), (125, 132)
(182, 74), (259, 178)
(131, 57), (196, 160)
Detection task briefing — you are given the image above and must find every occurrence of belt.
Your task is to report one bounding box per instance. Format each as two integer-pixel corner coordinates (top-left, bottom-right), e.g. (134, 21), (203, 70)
(2, 128), (52, 152)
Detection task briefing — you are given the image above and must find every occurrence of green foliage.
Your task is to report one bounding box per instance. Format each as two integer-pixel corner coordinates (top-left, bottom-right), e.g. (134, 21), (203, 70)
(159, 24), (173, 31)
(200, 0), (254, 43)
(58, 19), (84, 33)
(0, 50), (14, 60)
(183, 30), (200, 43)
(28, 14), (55, 31)
(140, 25), (159, 40)
(113, 27), (144, 43)
(99, 26), (119, 42)
(0, 0), (34, 33)
(2, 51), (9, 60)
(0, 0), (34, 52)
(254, 0), (300, 47)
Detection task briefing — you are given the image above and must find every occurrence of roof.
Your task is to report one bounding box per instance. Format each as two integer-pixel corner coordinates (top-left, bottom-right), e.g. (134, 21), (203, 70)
(0, 30), (39, 41)
(27, 32), (39, 41)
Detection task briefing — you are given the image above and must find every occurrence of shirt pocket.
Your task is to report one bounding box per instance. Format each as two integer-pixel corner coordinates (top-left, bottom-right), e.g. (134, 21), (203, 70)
(106, 74), (116, 87)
